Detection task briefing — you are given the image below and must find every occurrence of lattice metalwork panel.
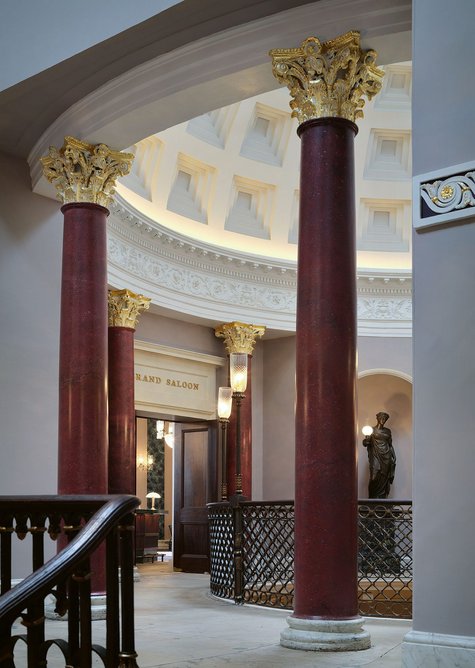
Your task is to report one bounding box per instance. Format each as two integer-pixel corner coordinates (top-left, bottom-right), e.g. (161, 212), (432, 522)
(241, 502), (294, 608)
(358, 501), (413, 618)
(208, 503), (234, 600)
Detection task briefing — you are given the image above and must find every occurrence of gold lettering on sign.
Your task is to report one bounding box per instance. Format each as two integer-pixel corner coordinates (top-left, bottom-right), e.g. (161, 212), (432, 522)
(135, 373), (162, 384)
(135, 372), (199, 390)
(166, 379), (200, 390)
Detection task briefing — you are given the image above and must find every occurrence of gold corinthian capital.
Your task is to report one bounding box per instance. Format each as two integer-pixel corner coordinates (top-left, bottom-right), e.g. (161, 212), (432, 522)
(215, 321), (265, 355)
(40, 136), (134, 208)
(108, 289), (151, 329)
(269, 31), (384, 125)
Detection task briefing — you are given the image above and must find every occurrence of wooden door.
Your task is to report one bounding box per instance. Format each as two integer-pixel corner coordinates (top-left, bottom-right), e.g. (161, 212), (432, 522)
(173, 423), (217, 573)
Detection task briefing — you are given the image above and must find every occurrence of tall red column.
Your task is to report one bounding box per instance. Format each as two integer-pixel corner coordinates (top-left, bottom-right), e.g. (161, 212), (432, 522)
(270, 33), (383, 650)
(58, 203), (109, 496)
(215, 322), (265, 499)
(108, 289), (150, 496)
(41, 136), (134, 597)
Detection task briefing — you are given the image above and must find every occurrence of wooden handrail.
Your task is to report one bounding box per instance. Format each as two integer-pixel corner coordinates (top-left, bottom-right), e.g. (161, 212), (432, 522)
(0, 495), (141, 667)
(0, 495), (139, 623)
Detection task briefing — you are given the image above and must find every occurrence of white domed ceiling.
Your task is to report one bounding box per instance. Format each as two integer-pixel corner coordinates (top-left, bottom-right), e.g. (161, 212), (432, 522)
(108, 62), (412, 335)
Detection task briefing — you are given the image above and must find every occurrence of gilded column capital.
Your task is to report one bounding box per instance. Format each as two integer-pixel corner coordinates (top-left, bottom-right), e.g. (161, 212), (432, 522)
(40, 136), (134, 208)
(108, 289), (151, 329)
(215, 321), (265, 355)
(269, 31), (384, 125)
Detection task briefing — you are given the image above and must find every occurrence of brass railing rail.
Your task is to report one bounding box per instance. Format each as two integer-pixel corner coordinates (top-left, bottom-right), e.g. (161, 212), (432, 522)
(208, 499), (412, 619)
(0, 495), (140, 667)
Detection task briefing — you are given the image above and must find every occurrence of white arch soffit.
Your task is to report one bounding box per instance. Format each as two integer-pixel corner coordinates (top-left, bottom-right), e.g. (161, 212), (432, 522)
(28, 0), (411, 189)
(358, 368), (413, 384)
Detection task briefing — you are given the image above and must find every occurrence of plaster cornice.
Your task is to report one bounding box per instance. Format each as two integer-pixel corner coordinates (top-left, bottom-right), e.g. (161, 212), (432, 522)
(107, 196), (412, 336)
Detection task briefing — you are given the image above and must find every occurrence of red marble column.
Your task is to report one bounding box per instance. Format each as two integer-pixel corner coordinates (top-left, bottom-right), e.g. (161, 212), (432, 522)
(58, 203), (108, 497)
(215, 322), (264, 500)
(226, 355), (252, 498)
(108, 290), (150, 496)
(108, 327), (135, 495)
(270, 32), (382, 650)
(293, 117), (358, 619)
(42, 136), (134, 604)
(58, 202), (108, 594)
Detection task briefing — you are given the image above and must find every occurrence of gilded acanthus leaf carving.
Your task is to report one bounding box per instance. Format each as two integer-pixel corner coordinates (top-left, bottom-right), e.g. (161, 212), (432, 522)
(108, 289), (151, 329)
(215, 321), (265, 355)
(41, 136), (134, 207)
(269, 32), (384, 125)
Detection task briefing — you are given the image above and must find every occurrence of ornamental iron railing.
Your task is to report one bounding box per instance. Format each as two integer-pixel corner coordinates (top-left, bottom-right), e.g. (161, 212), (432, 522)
(208, 499), (412, 619)
(0, 495), (140, 667)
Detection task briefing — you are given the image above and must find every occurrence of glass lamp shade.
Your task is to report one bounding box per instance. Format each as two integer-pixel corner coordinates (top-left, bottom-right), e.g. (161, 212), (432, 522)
(230, 353), (248, 393)
(217, 386), (233, 419)
(362, 425), (373, 436)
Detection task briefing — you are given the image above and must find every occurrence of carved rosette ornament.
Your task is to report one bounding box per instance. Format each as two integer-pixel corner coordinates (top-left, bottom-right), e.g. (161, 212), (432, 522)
(108, 289), (151, 329)
(215, 321), (265, 355)
(269, 31), (384, 125)
(40, 136), (134, 208)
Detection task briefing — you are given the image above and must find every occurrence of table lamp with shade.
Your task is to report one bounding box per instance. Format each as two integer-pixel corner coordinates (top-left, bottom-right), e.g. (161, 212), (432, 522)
(146, 491), (161, 511)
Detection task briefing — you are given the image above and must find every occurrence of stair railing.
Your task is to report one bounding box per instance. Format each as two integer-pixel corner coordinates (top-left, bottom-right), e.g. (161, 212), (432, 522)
(0, 494), (140, 667)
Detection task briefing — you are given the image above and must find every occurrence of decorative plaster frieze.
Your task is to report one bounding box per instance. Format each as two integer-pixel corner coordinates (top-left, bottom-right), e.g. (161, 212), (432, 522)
(414, 160), (475, 230)
(107, 200), (412, 336)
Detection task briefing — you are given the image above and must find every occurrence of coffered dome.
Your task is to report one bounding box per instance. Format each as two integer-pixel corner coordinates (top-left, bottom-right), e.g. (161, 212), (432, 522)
(108, 62), (412, 335)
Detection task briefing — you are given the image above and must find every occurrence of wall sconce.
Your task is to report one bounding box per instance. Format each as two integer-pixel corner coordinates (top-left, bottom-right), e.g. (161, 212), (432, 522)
(164, 423), (175, 448)
(230, 353), (248, 394)
(146, 491), (161, 510)
(217, 387), (233, 501)
(137, 454), (154, 471)
(156, 420), (165, 439)
(229, 353), (248, 497)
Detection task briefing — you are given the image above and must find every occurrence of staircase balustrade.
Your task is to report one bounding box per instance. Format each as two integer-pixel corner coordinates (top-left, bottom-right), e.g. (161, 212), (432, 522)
(0, 495), (140, 667)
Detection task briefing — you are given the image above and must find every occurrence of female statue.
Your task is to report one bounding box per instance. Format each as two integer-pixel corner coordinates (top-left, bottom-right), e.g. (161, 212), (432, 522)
(362, 412), (396, 498)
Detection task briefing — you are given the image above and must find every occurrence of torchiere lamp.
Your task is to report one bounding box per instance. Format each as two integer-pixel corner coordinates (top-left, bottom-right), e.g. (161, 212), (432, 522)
(229, 353), (248, 497)
(217, 387), (233, 501)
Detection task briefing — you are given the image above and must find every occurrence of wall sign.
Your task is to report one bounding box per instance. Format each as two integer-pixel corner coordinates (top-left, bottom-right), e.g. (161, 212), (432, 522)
(134, 340), (225, 419)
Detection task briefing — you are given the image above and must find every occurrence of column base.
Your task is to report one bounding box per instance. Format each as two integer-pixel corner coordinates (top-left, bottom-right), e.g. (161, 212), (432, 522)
(402, 630), (475, 666)
(280, 616), (371, 652)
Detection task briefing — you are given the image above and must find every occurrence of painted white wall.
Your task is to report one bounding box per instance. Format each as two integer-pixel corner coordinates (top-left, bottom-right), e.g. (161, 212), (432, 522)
(358, 336), (412, 378)
(408, 0), (475, 645)
(0, 152), (63, 577)
(0, 1), (180, 92)
(251, 343), (264, 500)
(135, 310), (223, 358)
(357, 374), (412, 499)
(0, 152), (61, 495)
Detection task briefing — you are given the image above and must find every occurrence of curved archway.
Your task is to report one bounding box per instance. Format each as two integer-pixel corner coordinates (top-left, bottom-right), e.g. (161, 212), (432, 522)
(29, 0), (411, 190)
(358, 367), (413, 383)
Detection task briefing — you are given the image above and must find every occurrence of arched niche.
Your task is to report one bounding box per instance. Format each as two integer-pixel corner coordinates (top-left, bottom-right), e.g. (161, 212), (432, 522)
(357, 370), (413, 500)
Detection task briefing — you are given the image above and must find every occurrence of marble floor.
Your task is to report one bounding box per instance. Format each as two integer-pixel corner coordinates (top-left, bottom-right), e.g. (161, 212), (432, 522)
(132, 563), (410, 668)
(12, 563), (411, 667)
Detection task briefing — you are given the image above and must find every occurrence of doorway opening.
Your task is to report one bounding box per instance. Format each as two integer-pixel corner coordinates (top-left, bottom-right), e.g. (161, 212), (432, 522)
(135, 416), (218, 573)
(135, 416), (174, 567)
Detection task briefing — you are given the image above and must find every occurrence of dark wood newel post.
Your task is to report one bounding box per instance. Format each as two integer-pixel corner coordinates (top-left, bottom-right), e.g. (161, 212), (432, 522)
(270, 32), (384, 651)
